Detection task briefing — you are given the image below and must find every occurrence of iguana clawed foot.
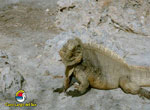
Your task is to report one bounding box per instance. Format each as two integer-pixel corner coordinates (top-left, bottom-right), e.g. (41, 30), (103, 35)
(66, 90), (84, 97)
(53, 85), (89, 97)
(53, 88), (85, 97)
(53, 86), (65, 93)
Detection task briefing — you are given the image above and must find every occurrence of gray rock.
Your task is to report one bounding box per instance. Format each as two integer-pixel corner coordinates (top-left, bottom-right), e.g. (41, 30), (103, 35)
(56, 0), (150, 36)
(1, 66), (24, 99)
(0, 50), (10, 69)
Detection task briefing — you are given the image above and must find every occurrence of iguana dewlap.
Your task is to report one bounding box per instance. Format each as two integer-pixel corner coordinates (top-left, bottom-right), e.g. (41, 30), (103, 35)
(55, 37), (150, 99)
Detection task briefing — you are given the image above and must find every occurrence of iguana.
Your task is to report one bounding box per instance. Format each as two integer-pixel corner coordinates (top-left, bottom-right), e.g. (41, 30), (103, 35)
(54, 37), (150, 99)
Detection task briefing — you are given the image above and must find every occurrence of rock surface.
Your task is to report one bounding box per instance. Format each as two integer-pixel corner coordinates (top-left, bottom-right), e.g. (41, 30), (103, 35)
(0, 0), (150, 110)
(1, 66), (24, 99)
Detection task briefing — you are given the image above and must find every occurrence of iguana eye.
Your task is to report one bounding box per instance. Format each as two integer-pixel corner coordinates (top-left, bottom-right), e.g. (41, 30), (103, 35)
(77, 45), (81, 47)
(75, 45), (81, 49)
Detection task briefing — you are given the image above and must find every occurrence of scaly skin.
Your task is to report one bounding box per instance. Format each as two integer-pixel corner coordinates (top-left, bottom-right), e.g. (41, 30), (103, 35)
(54, 38), (150, 99)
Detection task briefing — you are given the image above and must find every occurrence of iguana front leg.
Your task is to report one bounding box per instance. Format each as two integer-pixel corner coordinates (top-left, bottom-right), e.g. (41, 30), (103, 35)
(53, 66), (74, 93)
(119, 76), (150, 99)
(67, 66), (90, 97)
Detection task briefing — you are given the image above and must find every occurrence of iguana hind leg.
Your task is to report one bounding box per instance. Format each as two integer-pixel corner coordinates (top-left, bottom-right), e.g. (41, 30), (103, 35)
(138, 88), (150, 99)
(119, 76), (150, 99)
(67, 66), (90, 97)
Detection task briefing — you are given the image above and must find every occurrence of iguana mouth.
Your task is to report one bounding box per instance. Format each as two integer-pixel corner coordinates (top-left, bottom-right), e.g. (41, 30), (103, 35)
(59, 49), (82, 66)
(63, 56), (82, 66)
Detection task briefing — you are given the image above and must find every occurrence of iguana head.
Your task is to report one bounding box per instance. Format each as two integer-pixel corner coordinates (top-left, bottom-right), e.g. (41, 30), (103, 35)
(59, 38), (82, 66)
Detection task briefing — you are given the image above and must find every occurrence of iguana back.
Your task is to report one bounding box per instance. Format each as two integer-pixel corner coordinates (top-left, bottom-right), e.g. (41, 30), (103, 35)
(82, 43), (150, 86)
